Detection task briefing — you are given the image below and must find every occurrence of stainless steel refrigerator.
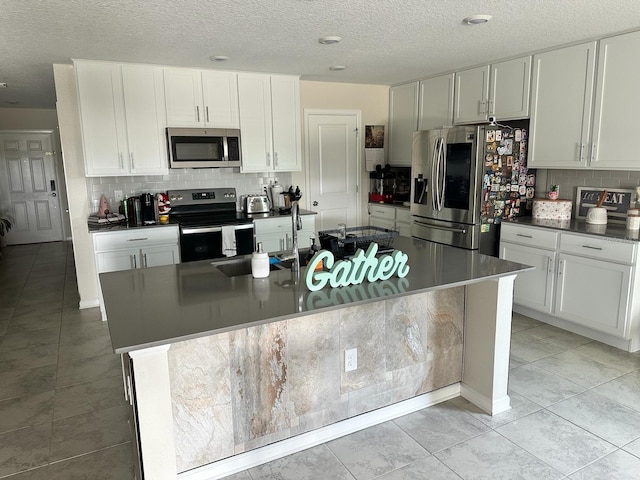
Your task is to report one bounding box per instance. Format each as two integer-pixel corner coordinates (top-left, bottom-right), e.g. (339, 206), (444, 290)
(410, 125), (533, 256)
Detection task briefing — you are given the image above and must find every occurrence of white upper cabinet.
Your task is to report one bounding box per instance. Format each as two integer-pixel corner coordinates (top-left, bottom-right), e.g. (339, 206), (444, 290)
(388, 82), (419, 166)
(528, 42), (597, 169)
(590, 30), (640, 169)
(238, 73), (301, 173)
(76, 61), (168, 177)
(418, 73), (454, 131)
(164, 68), (239, 128)
(454, 56), (531, 124)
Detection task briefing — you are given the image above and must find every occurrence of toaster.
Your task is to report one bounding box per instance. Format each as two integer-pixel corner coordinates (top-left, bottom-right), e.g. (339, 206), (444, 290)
(245, 195), (270, 214)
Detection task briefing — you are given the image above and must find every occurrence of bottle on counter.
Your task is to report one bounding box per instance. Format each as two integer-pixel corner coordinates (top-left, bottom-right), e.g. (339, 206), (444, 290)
(251, 242), (270, 278)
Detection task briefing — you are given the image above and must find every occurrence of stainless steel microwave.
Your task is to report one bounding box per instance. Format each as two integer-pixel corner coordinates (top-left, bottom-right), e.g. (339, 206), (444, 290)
(167, 128), (242, 168)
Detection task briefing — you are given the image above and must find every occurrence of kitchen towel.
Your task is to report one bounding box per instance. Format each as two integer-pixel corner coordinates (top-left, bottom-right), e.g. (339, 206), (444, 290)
(222, 226), (237, 257)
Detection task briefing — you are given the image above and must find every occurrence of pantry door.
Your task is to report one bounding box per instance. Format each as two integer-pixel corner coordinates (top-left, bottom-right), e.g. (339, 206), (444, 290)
(0, 131), (64, 244)
(305, 110), (360, 232)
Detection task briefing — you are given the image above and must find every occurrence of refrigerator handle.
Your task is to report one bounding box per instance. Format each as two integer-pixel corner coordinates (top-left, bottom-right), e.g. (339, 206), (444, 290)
(431, 138), (439, 210)
(439, 137), (446, 211)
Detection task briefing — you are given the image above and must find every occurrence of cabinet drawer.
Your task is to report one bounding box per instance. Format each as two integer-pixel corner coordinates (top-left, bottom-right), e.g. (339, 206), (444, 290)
(559, 234), (636, 264)
(396, 208), (411, 223)
(254, 217), (292, 235)
(369, 204), (396, 220)
(500, 224), (557, 250)
(93, 226), (178, 252)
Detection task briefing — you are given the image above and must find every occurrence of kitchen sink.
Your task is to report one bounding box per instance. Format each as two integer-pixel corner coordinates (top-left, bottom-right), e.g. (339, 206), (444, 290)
(214, 250), (310, 277)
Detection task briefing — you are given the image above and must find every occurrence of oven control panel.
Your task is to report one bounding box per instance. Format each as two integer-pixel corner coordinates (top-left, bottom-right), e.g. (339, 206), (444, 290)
(168, 188), (237, 206)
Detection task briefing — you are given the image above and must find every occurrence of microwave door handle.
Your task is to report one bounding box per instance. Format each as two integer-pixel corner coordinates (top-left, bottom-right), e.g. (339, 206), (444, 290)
(222, 137), (229, 162)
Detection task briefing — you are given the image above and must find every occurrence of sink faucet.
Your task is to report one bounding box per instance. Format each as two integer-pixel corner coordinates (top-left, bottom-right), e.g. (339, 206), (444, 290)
(278, 188), (303, 273)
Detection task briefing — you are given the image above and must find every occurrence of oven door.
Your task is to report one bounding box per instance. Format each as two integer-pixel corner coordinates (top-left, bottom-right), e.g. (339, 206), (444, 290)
(179, 223), (254, 262)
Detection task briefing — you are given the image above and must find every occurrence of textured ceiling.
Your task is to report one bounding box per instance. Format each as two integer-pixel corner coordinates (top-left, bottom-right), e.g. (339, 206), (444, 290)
(1, 0), (639, 109)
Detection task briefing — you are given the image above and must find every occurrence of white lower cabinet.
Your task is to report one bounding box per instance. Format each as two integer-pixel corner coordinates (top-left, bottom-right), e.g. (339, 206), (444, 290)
(500, 222), (639, 351)
(368, 204), (411, 236)
(93, 227), (180, 320)
(254, 215), (316, 254)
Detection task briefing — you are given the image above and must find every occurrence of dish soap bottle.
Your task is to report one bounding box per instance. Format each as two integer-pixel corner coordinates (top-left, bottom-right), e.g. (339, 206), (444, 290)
(251, 242), (269, 278)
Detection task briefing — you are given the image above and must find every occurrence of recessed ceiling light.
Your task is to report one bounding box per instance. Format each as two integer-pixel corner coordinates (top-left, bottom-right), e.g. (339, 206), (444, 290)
(463, 14), (492, 25)
(209, 55), (229, 62)
(329, 65), (347, 71)
(5, 100), (19, 105)
(319, 36), (342, 45)
(0, 83), (7, 88)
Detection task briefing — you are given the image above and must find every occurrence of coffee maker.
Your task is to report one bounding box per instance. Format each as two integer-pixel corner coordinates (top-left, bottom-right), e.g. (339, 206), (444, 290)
(140, 193), (156, 225)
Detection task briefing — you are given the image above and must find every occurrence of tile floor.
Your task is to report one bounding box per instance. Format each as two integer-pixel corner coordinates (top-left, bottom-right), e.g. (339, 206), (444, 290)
(1, 242), (640, 479)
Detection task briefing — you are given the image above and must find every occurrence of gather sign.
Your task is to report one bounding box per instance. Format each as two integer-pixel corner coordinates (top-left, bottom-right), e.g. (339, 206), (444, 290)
(304, 243), (410, 291)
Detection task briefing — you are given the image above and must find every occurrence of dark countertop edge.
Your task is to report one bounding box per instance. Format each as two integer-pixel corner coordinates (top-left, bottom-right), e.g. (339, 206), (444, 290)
(244, 209), (317, 220)
(110, 258), (533, 355)
(504, 217), (640, 242)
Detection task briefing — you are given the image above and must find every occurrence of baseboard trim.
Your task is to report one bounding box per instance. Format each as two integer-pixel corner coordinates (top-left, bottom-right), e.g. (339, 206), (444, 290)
(178, 384), (461, 480)
(460, 383), (511, 415)
(78, 299), (99, 309)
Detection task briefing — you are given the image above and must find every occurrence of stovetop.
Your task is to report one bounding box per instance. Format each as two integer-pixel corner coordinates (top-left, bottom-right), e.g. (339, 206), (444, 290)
(168, 187), (252, 227)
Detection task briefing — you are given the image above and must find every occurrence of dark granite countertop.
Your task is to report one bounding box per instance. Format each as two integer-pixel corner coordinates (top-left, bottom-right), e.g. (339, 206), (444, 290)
(100, 236), (531, 354)
(505, 217), (640, 242)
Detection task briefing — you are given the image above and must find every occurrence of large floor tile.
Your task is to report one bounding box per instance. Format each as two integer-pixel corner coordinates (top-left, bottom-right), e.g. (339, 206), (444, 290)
(58, 333), (113, 362)
(249, 444), (355, 480)
(510, 331), (565, 363)
(394, 400), (490, 453)
(0, 364), (57, 401)
(0, 423), (51, 477)
(508, 363), (585, 407)
(435, 430), (562, 480)
(11, 302), (63, 321)
(510, 312), (542, 333)
(49, 404), (131, 462)
(571, 342), (640, 373)
(496, 410), (616, 475)
(548, 390), (640, 447)
(327, 422), (428, 480)
(532, 349), (629, 388)
(591, 370), (640, 414)
(53, 375), (126, 420)
(0, 390), (54, 434)
(56, 353), (121, 388)
(524, 324), (593, 350)
(624, 437), (640, 458)
(568, 449), (640, 479)
(374, 455), (460, 480)
(0, 343), (59, 375)
(0, 325), (60, 352)
(43, 442), (135, 480)
(221, 472), (253, 480)
(59, 320), (110, 345)
(449, 391), (542, 429)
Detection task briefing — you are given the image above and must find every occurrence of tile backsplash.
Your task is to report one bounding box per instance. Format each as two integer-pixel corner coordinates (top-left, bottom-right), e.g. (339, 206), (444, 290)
(542, 169), (640, 202)
(86, 168), (292, 212)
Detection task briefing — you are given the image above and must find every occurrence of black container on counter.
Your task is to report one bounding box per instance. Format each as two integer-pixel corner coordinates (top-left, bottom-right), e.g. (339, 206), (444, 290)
(127, 196), (143, 226)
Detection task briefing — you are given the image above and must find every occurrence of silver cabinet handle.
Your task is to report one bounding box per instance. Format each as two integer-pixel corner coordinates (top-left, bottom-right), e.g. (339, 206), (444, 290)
(516, 233), (533, 238)
(274, 152), (279, 166)
(581, 245), (603, 251)
(266, 152), (271, 167)
(591, 143), (598, 162)
(478, 100), (486, 115)
(558, 259), (563, 275)
(578, 143), (585, 162)
(143, 253), (148, 268)
(127, 237), (149, 242)
(488, 99), (494, 115)
(131, 254), (137, 269)
(205, 106), (210, 123)
(130, 152), (135, 170)
(196, 106), (200, 122)
(119, 153), (124, 169)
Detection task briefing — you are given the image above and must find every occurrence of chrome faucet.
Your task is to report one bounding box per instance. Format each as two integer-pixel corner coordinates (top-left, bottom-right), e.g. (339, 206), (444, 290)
(278, 187), (303, 273)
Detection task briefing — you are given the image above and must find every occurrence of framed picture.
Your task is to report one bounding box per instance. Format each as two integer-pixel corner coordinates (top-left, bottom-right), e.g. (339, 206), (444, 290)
(575, 187), (633, 222)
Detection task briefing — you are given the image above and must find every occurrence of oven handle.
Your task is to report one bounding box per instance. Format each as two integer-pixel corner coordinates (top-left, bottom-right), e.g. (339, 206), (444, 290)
(233, 223), (254, 230)
(181, 226), (223, 235)
(414, 219), (467, 234)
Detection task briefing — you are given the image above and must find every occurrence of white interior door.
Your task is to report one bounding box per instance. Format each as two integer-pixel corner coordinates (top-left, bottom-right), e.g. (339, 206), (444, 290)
(0, 132), (63, 244)
(306, 111), (359, 233)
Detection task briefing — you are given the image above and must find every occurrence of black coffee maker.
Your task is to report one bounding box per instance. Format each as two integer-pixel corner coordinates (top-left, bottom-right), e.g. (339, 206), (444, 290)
(140, 193), (156, 225)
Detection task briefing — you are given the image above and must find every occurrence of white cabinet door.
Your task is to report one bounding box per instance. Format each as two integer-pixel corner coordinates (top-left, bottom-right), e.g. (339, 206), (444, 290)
(121, 65), (168, 175)
(238, 73), (273, 172)
(489, 56), (531, 120)
(500, 242), (555, 313)
(201, 71), (239, 128)
(271, 75), (302, 171)
(163, 68), (204, 127)
(453, 65), (490, 124)
(76, 61), (128, 176)
(96, 249), (139, 272)
(418, 74), (454, 130)
(555, 253), (631, 337)
(529, 42), (597, 168)
(388, 82), (418, 166)
(141, 244), (180, 268)
(591, 30), (640, 169)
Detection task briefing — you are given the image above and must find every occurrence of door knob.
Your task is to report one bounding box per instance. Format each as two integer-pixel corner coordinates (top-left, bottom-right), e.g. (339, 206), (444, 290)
(51, 192), (57, 197)
(312, 201), (318, 206)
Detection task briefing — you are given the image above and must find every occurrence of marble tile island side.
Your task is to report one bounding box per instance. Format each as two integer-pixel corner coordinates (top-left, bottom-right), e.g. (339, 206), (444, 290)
(100, 237), (530, 479)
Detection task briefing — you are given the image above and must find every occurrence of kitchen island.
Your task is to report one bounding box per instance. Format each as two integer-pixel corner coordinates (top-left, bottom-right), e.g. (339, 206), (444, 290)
(100, 237), (530, 479)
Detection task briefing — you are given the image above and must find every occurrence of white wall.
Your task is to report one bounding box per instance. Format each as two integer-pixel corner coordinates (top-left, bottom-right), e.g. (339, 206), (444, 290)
(0, 107), (72, 239)
(298, 81), (389, 223)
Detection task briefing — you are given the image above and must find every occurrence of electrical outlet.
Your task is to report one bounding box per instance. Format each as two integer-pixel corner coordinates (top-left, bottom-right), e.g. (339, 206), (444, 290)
(114, 190), (124, 202)
(345, 348), (357, 372)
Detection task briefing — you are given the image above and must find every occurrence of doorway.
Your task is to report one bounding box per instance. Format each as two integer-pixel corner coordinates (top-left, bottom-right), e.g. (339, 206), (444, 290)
(305, 110), (360, 233)
(0, 131), (64, 244)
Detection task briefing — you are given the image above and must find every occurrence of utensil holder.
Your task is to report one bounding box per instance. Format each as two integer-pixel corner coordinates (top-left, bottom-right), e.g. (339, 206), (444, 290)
(586, 207), (607, 225)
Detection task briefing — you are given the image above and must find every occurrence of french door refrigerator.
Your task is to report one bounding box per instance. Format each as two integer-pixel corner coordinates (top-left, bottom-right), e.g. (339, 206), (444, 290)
(411, 125), (533, 256)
